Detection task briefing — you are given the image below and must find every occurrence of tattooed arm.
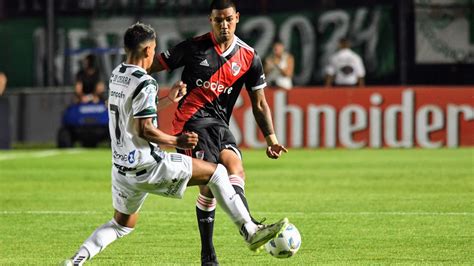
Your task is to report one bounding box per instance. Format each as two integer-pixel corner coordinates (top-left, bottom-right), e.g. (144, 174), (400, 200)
(248, 89), (288, 159)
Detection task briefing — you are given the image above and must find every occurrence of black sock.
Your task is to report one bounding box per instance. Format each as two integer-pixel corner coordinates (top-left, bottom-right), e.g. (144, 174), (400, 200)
(233, 185), (259, 224)
(196, 207), (216, 257)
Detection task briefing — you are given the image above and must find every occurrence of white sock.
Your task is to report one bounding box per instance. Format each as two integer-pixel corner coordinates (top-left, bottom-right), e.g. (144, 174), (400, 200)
(206, 164), (257, 237)
(70, 247), (89, 265)
(73, 219), (133, 261)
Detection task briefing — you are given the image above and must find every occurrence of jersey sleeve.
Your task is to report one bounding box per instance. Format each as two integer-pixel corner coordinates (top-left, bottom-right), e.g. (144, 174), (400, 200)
(244, 52), (267, 91)
(158, 39), (191, 71)
(132, 79), (158, 118)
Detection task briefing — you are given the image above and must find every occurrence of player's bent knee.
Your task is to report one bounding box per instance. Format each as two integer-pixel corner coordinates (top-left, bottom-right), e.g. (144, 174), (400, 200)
(190, 159), (219, 185)
(221, 162), (245, 180)
(111, 219), (134, 238)
(213, 164), (228, 179)
(235, 171), (246, 180)
(114, 210), (138, 228)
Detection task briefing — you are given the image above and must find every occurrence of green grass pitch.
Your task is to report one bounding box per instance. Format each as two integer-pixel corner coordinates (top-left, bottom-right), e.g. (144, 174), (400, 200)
(0, 148), (473, 265)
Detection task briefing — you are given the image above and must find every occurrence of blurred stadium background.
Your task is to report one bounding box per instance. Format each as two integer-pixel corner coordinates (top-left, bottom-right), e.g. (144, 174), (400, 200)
(0, 0), (472, 148)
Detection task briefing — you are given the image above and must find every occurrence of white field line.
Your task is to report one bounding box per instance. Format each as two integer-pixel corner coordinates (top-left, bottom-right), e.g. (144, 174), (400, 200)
(0, 210), (472, 216)
(0, 149), (85, 161)
(31, 150), (61, 158)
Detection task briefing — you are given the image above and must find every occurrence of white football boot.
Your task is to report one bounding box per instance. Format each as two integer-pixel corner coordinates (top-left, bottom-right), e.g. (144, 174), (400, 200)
(243, 217), (289, 251)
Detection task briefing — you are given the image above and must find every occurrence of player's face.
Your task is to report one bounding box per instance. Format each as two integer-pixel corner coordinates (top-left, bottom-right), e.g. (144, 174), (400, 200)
(209, 7), (239, 43)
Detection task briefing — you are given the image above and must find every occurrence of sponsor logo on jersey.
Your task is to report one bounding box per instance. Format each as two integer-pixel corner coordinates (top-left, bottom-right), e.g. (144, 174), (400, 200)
(113, 150), (136, 163)
(199, 59), (210, 67)
(231, 62), (241, 76)
(110, 74), (131, 86)
(128, 150), (136, 164)
(195, 150), (205, 160)
(196, 79), (233, 94)
(110, 90), (125, 99)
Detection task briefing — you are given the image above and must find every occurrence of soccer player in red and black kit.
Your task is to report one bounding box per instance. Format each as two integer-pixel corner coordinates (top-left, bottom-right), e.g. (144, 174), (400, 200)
(150, 0), (288, 264)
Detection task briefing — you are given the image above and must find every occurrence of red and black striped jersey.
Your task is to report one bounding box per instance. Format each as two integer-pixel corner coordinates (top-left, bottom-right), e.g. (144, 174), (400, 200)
(158, 32), (267, 135)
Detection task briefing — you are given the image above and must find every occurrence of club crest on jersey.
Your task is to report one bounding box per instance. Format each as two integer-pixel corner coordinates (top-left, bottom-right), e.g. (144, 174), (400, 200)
(231, 62), (241, 76)
(128, 150), (136, 164)
(195, 150), (205, 160)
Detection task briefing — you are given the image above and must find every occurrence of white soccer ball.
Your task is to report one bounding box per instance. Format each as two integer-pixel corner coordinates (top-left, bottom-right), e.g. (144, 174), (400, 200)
(265, 223), (302, 258)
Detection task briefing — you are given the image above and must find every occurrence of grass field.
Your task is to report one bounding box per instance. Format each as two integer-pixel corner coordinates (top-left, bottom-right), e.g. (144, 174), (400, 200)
(0, 148), (473, 265)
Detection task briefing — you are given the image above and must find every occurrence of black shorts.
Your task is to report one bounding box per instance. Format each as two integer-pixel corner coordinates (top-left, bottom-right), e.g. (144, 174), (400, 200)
(177, 125), (241, 164)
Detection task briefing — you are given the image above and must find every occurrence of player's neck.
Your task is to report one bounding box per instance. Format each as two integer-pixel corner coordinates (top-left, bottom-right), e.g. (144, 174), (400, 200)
(215, 35), (234, 53)
(126, 57), (148, 71)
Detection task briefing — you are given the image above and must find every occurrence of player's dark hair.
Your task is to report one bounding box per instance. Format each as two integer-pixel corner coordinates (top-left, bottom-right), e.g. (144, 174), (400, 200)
(123, 22), (156, 54)
(209, 0), (236, 13)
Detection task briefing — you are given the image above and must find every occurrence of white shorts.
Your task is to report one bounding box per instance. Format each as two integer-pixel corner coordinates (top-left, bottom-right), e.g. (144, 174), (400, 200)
(111, 152), (193, 215)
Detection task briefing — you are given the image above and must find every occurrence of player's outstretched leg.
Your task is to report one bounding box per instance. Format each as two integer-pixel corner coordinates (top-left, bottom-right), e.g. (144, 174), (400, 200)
(229, 174), (260, 223)
(220, 149), (260, 224)
(191, 162), (289, 251)
(61, 212), (136, 265)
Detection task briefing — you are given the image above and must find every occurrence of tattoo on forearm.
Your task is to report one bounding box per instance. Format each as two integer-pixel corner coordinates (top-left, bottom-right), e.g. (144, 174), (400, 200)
(254, 106), (274, 137)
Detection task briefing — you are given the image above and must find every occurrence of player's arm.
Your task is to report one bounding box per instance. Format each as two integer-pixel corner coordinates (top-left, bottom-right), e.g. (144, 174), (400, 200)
(136, 117), (197, 149)
(132, 78), (194, 149)
(248, 89), (288, 159)
(156, 81), (187, 112)
(246, 52), (288, 159)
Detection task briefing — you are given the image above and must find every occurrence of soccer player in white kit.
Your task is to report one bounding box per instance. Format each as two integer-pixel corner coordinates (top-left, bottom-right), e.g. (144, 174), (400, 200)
(61, 22), (288, 266)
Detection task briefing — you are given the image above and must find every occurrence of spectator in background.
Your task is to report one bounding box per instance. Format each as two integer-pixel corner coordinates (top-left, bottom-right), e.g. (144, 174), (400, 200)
(0, 72), (7, 95)
(325, 38), (365, 88)
(264, 41), (294, 90)
(75, 54), (105, 103)
(0, 71), (9, 149)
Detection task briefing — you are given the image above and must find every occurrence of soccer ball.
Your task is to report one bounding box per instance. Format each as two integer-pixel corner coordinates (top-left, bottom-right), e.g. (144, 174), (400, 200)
(265, 223), (301, 258)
